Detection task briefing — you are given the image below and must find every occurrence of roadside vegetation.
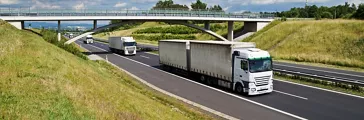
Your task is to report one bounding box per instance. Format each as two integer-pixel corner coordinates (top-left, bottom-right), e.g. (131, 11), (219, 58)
(245, 20), (364, 69)
(94, 22), (244, 46)
(0, 20), (212, 119)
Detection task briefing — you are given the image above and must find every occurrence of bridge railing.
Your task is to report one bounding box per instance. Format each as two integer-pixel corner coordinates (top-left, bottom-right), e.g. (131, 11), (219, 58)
(0, 8), (275, 19)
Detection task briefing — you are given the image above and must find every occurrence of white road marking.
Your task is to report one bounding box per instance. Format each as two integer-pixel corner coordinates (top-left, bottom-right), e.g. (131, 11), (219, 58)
(275, 79), (364, 99)
(140, 55), (150, 59)
(82, 44), (239, 120)
(95, 41), (364, 99)
(274, 90), (308, 100)
(87, 44), (307, 120)
(273, 63), (364, 78)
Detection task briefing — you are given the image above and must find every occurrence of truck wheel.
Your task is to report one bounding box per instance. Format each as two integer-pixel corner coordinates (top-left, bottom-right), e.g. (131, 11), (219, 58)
(235, 83), (244, 94)
(200, 76), (206, 83)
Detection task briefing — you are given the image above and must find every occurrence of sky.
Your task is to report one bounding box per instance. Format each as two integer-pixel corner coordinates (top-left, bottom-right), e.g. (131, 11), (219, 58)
(1, 0), (363, 25)
(0, 0), (363, 12)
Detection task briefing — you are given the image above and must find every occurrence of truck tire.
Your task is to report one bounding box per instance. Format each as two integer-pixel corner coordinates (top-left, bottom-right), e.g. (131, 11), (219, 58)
(200, 75), (206, 83)
(235, 83), (244, 94)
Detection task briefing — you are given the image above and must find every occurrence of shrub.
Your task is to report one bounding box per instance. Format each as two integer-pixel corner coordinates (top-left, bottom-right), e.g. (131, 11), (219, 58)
(40, 29), (87, 60)
(131, 34), (196, 41)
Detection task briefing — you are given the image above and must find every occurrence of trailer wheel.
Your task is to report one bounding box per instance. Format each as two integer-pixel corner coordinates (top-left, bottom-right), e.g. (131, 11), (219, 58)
(235, 83), (244, 94)
(200, 76), (206, 83)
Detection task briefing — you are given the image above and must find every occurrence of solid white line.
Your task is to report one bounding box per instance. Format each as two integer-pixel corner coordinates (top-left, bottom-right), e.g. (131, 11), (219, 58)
(273, 63), (364, 78)
(94, 39), (364, 100)
(140, 55), (150, 59)
(95, 40), (364, 99)
(274, 79), (364, 99)
(274, 90), (308, 100)
(85, 44), (238, 120)
(88, 44), (307, 120)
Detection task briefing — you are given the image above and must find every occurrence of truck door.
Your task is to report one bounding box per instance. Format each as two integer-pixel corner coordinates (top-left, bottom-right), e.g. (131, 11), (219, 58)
(234, 58), (249, 82)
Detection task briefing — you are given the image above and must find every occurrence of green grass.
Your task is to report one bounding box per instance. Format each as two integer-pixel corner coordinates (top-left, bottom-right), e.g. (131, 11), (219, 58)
(0, 20), (213, 119)
(246, 20), (364, 69)
(94, 22), (244, 46)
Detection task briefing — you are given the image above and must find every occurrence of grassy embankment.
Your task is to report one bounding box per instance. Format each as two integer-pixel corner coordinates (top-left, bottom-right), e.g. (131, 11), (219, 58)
(0, 20), (212, 119)
(94, 22), (244, 45)
(244, 20), (364, 71)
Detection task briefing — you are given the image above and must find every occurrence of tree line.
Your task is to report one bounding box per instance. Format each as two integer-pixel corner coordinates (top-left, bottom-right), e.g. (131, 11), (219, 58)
(275, 2), (364, 20)
(152, 0), (223, 11)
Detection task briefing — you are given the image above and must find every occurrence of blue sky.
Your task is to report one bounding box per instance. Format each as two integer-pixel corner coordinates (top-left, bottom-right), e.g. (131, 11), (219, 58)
(1, 0), (363, 25)
(0, 0), (363, 12)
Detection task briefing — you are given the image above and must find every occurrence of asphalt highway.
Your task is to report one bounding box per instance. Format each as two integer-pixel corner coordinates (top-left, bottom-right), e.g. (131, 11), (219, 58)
(75, 39), (364, 120)
(131, 41), (364, 82)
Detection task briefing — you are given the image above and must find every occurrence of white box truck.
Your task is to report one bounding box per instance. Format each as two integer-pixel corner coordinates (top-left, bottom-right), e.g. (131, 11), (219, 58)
(109, 37), (137, 55)
(84, 35), (94, 44)
(159, 40), (273, 95)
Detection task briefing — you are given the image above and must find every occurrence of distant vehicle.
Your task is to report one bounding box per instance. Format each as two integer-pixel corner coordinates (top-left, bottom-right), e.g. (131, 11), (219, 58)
(69, 33), (74, 38)
(84, 35), (94, 44)
(109, 37), (137, 55)
(159, 40), (273, 95)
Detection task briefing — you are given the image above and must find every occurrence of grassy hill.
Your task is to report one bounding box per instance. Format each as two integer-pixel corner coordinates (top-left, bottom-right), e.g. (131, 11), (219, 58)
(244, 20), (364, 69)
(94, 22), (244, 45)
(0, 20), (212, 119)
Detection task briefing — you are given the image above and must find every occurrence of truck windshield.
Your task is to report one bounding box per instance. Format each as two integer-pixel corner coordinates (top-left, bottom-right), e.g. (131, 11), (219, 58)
(86, 37), (92, 39)
(249, 59), (272, 73)
(124, 42), (136, 46)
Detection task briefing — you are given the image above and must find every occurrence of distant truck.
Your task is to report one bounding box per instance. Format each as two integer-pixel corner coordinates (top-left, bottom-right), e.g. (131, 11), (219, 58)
(159, 40), (273, 95)
(109, 37), (137, 55)
(69, 33), (74, 38)
(84, 35), (94, 44)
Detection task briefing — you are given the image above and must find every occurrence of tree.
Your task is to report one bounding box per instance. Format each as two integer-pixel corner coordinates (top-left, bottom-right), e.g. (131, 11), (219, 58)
(152, 0), (189, 10)
(349, 3), (357, 13)
(352, 4), (364, 19)
(209, 5), (223, 11)
(191, 0), (207, 10)
(321, 12), (333, 19)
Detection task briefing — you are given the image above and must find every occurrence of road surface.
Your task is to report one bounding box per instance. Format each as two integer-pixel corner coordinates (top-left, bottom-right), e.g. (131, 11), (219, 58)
(75, 40), (364, 120)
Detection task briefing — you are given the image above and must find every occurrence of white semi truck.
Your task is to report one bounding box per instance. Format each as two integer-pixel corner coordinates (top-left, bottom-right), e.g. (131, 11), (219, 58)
(84, 35), (94, 44)
(109, 37), (137, 55)
(159, 40), (273, 95)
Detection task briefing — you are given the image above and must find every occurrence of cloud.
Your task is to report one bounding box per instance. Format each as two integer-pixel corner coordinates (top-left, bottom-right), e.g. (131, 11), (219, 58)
(130, 6), (139, 10)
(0, 0), (18, 4)
(114, 2), (127, 7)
(240, 0), (331, 5)
(73, 3), (85, 10)
(31, 0), (60, 9)
(223, 6), (231, 11)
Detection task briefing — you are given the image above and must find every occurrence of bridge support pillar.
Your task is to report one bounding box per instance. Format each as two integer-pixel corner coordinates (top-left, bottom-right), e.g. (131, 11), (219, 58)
(57, 20), (61, 41)
(204, 21), (210, 30)
(242, 21), (270, 33)
(8, 21), (24, 30)
(93, 20), (97, 30)
(227, 21), (234, 41)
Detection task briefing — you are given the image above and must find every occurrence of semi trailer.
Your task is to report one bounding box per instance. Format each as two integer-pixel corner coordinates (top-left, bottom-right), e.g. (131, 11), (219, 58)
(109, 37), (137, 55)
(159, 40), (273, 95)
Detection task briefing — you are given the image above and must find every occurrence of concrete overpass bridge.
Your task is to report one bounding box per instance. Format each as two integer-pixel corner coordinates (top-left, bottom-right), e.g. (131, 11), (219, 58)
(0, 8), (274, 43)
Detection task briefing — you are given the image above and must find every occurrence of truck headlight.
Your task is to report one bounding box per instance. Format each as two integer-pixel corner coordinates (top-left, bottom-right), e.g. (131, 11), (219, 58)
(251, 88), (256, 92)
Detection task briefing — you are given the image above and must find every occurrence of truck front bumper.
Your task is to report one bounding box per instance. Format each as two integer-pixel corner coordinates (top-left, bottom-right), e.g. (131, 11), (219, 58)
(247, 84), (273, 95)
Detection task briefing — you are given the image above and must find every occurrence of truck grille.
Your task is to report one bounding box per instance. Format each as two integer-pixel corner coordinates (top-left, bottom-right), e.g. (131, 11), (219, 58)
(127, 48), (135, 51)
(255, 76), (270, 86)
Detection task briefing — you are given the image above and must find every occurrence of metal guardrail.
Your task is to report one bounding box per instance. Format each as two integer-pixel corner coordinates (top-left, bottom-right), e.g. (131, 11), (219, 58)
(274, 68), (364, 86)
(0, 8), (275, 19)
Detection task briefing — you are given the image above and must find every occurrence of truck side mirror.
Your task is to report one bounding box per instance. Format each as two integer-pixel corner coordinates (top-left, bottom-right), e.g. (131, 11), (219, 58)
(241, 60), (248, 71)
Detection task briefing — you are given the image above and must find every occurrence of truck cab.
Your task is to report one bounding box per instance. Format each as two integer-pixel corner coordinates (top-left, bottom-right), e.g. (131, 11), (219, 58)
(233, 48), (273, 95)
(109, 37), (137, 55)
(84, 35), (94, 44)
